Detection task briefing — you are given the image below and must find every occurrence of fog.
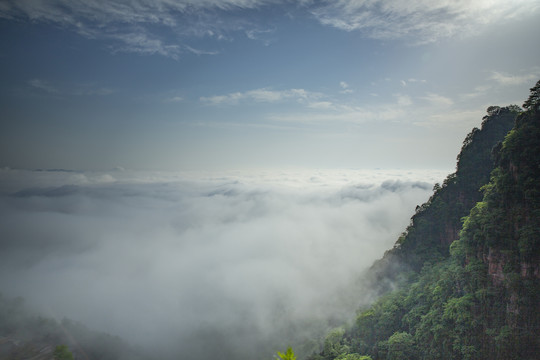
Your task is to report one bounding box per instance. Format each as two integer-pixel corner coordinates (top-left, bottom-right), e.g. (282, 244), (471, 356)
(0, 168), (447, 359)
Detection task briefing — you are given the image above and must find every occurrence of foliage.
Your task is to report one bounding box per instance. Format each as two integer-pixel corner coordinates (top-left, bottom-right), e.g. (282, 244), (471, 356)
(522, 79), (540, 110)
(367, 103), (517, 288)
(311, 82), (540, 360)
(277, 347), (297, 360)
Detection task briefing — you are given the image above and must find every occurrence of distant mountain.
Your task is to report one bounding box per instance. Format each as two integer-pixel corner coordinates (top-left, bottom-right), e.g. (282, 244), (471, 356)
(308, 81), (540, 360)
(0, 293), (149, 360)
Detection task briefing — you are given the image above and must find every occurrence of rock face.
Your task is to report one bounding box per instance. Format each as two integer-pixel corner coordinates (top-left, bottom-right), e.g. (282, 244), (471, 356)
(464, 106), (540, 357)
(486, 248), (508, 285)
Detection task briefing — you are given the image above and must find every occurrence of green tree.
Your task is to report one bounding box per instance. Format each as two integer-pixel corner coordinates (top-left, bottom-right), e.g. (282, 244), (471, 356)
(53, 344), (74, 360)
(522, 79), (540, 110)
(385, 332), (416, 360)
(336, 354), (372, 360)
(277, 347), (296, 360)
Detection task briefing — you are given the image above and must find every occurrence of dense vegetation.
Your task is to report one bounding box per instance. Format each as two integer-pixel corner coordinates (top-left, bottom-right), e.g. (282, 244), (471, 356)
(367, 105), (517, 292)
(308, 81), (540, 360)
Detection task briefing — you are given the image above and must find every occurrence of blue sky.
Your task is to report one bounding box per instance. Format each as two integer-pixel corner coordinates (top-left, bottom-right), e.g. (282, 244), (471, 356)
(1, 0), (539, 171)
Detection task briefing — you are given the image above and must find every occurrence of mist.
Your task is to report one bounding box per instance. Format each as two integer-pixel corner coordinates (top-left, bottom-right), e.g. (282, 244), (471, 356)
(0, 168), (447, 359)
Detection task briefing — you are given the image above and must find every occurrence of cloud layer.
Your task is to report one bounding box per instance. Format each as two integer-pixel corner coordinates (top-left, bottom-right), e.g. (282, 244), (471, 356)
(2, 0), (537, 58)
(0, 168), (445, 359)
(311, 0), (539, 43)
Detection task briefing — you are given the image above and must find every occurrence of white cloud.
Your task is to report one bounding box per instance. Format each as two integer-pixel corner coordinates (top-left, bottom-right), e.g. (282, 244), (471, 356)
(0, 168), (444, 359)
(460, 85), (492, 99)
(200, 87), (322, 105)
(269, 105), (407, 124)
(490, 71), (539, 86)
(110, 31), (182, 59)
(340, 81), (354, 94)
(245, 28), (276, 45)
(311, 0), (540, 43)
(3, 0), (539, 57)
(308, 101), (335, 109)
(1, 0), (279, 58)
(420, 93), (454, 107)
(184, 44), (220, 56)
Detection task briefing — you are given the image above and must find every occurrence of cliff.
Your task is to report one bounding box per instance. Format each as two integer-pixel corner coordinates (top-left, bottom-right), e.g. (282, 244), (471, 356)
(309, 81), (540, 360)
(366, 105), (518, 293)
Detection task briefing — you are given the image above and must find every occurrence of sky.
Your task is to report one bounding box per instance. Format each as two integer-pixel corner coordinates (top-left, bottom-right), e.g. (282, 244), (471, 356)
(1, 0), (539, 171)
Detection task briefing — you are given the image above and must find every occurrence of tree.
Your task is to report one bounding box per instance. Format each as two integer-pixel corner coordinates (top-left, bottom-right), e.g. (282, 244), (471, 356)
(487, 106), (501, 116)
(522, 79), (540, 110)
(385, 332), (416, 360)
(336, 354), (372, 360)
(53, 344), (74, 360)
(277, 347), (296, 360)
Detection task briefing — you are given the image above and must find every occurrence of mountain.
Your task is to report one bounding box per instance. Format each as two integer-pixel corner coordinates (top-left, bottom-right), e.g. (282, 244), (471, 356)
(308, 81), (540, 360)
(0, 293), (149, 360)
(366, 104), (518, 294)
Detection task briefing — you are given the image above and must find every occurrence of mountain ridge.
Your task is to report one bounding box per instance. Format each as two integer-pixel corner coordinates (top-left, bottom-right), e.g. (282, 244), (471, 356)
(308, 80), (540, 360)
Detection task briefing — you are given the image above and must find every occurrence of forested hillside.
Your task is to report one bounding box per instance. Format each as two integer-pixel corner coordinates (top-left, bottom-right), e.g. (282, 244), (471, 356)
(366, 104), (518, 294)
(308, 81), (540, 360)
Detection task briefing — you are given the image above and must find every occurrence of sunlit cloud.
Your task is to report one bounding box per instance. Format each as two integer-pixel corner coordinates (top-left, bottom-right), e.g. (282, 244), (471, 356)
(200, 87), (322, 105)
(310, 0), (540, 43)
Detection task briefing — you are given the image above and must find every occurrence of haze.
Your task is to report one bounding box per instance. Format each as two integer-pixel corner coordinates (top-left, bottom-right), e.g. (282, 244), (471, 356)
(0, 168), (446, 359)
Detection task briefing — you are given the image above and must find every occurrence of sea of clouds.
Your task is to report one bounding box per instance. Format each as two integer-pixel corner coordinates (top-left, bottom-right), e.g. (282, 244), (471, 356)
(0, 167), (448, 359)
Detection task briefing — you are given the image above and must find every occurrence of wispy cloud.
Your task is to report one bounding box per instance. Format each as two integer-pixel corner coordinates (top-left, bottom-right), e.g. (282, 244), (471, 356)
(183, 45), (219, 56)
(340, 81), (354, 94)
(489, 71), (539, 86)
(245, 28), (276, 46)
(28, 79), (115, 97)
(0, 0), (279, 58)
(5, 0), (538, 58)
(109, 31), (182, 59)
(28, 79), (58, 93)
(200, 88), (322, 105)
(310, 0), (540, 43)
(420, 93), (454, 107)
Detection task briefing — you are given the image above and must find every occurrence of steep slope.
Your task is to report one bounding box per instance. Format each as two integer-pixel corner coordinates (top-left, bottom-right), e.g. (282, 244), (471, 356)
(367, 105), (518, 292)
(451, 95), (540, 359)
(308, 82), (540, 360)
